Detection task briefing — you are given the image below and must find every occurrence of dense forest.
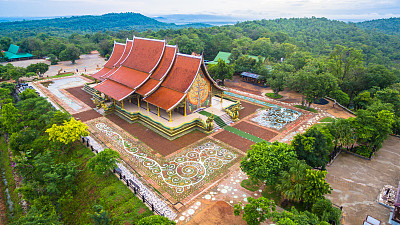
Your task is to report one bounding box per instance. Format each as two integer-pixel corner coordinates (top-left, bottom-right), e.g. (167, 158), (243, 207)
(0, 12), (211, 40)
(357, 17), (400, 36)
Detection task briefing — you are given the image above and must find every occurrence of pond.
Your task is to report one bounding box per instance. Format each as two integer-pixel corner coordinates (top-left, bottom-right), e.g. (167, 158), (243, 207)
(251, 107), (302, 130)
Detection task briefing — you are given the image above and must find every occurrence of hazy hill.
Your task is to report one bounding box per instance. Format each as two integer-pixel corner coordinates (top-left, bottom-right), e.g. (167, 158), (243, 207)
(0, 12), (211, 38)
(356, 17), (400, 35)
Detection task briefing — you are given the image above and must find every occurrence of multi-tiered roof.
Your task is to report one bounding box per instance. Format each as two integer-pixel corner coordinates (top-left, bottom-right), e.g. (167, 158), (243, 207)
(92, 37), (222, 112)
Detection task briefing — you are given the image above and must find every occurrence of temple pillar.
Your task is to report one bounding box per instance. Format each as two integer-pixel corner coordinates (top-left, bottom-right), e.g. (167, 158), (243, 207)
(157, 107), (160, 117)
(121, 100), (124, 109)
(113, 99), (115, 105)
(169, 111), (172, 122)
(210, 86), (212, 107)
(147, 102), (149, 111)
(221, 92), (224, 104)
(184, 99), (187, 117)
(137, 96), (140, 108)
(129, 98), (131, 103)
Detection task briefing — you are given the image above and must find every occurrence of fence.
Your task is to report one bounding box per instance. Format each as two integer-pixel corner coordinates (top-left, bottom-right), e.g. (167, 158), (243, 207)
(324, 96), (356, 115)
(80, 136), (166, 217)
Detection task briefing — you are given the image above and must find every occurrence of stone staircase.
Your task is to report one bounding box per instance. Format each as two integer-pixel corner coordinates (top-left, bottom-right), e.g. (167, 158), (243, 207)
(213, 113), (234, 132)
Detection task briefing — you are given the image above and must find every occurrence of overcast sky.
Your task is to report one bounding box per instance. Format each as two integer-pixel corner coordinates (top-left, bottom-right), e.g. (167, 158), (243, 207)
(1, 0), (400, 21)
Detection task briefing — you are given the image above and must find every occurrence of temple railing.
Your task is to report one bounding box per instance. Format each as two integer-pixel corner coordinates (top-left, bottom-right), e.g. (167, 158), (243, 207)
(83, 82), (98, 96)
(112, 105), (213, 139)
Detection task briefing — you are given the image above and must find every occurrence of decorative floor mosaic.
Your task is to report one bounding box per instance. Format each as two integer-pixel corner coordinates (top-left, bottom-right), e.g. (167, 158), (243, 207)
(87, 117), (241, 203)
(251, 107), (302, 130)
(84, 136), (177, 220)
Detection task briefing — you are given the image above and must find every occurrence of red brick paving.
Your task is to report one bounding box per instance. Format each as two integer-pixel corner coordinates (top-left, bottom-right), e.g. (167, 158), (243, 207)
(233, 121), (278, 141)
(106, 114), (207, 157)
(239, 101), (261, 119)
(73, 110), (102, 122)
(65, 86), (97, 108)
(213, 130), (254, 153)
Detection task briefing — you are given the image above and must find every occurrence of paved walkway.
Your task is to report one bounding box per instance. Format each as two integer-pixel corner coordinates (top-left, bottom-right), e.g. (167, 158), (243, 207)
(326, 136), (400, 225)
(1, 51), (105, 78)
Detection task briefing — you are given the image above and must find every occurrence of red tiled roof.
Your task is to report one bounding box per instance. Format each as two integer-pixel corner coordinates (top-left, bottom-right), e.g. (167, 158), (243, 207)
(94, 79), (134, 101)
(144, 87), (185, 111)
(135, 78), (159, 96)
(143, 54), (202, 111)
(104, 42), (125, 69)
(92, 67), (111, 81)
(108, 66), (149, 89)
(113, 40), (133, 67)
(161, 54), (201, 93)
(135, 45), (177, 96)
(151, 45), (176, 81)
(121, 38), (165, 73)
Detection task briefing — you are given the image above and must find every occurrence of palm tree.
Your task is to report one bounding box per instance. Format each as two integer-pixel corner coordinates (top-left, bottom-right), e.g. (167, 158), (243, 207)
(275, 160), (310, 202)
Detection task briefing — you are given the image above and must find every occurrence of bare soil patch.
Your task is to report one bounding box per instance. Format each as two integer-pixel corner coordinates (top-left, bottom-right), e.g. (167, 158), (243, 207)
(238, 101), (261, 119)
(106, 114), (207, 156)
(65, 85), (97, 108)
(73, 110), (102, 122)
(225, 75), (264, 96)
(213, 130), (254, 152)
(186, 201), (246, 225)
(233, 121), (278, 141)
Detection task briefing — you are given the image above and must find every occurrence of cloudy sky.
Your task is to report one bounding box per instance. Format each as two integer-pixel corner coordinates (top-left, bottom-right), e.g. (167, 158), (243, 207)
(1, 0), (399, 21)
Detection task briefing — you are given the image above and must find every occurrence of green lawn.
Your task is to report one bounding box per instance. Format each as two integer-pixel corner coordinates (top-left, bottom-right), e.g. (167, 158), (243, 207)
(33, 73), (74, 81)
(240, 179), (261, 192)
(319, 117), (336, 123)
(199, 111), (267, 143)
(58, 143), (153, 224)
(265, 93), (283, 99)
(294, 105), (318, 113)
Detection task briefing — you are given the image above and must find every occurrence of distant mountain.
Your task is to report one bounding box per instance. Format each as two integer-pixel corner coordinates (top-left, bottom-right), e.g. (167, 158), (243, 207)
(356, 17), (400, 35)
(0, 12), (211, 37)
(154, 14), (244, 26)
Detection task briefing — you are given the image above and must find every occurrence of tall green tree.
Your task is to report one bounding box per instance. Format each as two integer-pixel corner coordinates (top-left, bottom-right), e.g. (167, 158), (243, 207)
(291, 127), (333, 169)
(46, 117), (89, 146)
(303, 169), (332, 204)
(234, 197), (276, 225)
(276, 160), (310, 202)
(137, 215), (176, 225)
(59, 44), (80, 64)
(87, 149), (120, 176)
(208, 58), (234, 85)
(240, 142), (296, 185)
(0, 103), (20, 134)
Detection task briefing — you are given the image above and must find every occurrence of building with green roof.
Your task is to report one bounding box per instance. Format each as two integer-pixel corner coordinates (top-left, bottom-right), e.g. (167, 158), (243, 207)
(208, 51), (265, 65)
(3, 44), (34, 61)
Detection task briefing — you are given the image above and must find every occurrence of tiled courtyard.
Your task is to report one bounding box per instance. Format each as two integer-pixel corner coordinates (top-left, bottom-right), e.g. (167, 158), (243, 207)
(33, 75), (333, 223)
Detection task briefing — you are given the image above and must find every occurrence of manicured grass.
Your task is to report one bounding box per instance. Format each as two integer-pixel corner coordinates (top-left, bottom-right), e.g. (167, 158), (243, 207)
(265, 93), (283, 99)
(224, 126), (266, 143)
(240, 179), (261, 192)
(199, 110), (267, 143)
(319, 117), (336, 123)
(294, 105), (318, 113)
(0, 137), (23, 220)
(34, 73), (74, 81)
(59, 142), (153, 225)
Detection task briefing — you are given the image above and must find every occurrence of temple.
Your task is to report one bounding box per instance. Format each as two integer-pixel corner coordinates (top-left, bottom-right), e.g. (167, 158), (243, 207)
(85, 37), (239, 139)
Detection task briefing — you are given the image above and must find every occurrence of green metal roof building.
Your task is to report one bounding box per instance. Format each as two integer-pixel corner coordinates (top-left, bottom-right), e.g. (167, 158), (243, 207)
(3, 44), (34, 61)
(208, 51), (265, 65)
